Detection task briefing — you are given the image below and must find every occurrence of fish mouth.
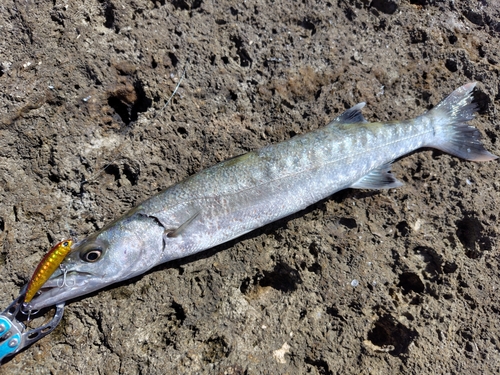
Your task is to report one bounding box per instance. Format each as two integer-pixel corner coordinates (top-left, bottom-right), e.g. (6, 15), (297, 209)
(26, 271), (95, 311)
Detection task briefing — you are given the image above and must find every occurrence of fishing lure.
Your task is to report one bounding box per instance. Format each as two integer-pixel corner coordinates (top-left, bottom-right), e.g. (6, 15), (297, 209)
(23, 239), (73, 304)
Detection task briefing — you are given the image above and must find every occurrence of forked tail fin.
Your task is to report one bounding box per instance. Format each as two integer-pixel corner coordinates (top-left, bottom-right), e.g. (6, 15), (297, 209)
(425, 82), (497, 161)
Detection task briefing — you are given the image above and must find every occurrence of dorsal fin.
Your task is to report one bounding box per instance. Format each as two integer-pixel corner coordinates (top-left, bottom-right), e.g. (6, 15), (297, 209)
(330, 102), (367, 124)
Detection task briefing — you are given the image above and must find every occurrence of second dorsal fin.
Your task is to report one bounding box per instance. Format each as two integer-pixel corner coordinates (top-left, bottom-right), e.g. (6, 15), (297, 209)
(331, 102), (367, 124)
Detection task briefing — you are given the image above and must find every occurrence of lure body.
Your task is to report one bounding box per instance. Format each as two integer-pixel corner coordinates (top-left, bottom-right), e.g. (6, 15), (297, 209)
(24, 240), (73, 303)
(26, 83), (497, 310)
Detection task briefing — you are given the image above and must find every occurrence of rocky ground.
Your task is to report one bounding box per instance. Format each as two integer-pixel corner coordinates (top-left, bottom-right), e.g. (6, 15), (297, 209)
(0, 0), (499, 374)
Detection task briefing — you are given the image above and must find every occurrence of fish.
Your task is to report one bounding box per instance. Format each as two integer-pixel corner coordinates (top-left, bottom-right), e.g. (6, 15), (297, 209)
(25, 82), (497, 310)
(23, 239), (73, 304)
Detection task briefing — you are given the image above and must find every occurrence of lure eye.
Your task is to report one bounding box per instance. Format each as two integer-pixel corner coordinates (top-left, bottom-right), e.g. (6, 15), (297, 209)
(82, 249), (102, 262)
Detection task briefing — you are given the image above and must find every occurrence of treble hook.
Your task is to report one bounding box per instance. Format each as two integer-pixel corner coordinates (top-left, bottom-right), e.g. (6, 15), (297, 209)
(56, 265), (75, 288)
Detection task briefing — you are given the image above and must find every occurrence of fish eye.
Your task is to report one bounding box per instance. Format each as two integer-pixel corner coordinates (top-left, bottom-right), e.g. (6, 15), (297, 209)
(82, 249), (102, 262)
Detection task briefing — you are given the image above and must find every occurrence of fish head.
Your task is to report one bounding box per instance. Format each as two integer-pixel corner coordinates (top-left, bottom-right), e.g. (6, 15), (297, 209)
(27, 214), (164, 310)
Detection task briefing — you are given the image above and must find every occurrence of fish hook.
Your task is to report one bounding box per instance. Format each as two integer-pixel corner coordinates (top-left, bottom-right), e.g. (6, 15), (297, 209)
(56, 265), (75, 288)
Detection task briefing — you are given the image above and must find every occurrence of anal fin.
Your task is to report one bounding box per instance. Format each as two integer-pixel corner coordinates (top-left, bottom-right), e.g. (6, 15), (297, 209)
(350, 163), (403, 190)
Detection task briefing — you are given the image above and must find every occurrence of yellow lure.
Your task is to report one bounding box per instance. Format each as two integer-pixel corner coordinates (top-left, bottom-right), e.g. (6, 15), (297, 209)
(24, 239), (73, 303)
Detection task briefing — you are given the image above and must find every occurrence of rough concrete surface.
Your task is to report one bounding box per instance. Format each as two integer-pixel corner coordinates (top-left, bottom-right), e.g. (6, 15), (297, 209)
(0, 0), (499, 374)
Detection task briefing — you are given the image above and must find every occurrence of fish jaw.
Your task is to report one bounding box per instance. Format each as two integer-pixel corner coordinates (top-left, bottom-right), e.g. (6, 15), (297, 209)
(24, 271), (97, 310)
(27, 213), (165, 310)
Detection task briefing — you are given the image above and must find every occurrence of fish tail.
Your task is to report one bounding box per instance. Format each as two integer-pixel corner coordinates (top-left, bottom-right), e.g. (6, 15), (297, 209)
(424, 82), (497, 161)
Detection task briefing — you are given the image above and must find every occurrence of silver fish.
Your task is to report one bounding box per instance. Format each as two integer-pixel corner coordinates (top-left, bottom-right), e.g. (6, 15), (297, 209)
(27, 82), (497, 310)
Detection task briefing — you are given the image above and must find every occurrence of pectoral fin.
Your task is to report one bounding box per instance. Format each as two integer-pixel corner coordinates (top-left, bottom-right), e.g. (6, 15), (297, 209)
(165, 211), (200, 238)
(350, 164), (403, 189)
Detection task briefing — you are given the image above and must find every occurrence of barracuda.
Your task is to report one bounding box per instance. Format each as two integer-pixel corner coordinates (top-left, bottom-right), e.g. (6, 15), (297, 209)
(26, 82), (497, 310)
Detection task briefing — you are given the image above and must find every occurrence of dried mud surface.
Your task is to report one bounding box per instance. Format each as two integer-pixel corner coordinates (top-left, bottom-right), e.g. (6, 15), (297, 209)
(1, 0), (499, 374)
